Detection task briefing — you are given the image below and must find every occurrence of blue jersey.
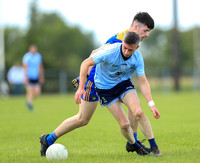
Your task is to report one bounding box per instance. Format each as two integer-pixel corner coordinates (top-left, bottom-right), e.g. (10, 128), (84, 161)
(105, 30), (128, 44)
(83, 30), (130, 101)
(92, 43), (145, 89)
(23, 52), (42, 80)
(89, 30), (129, 80)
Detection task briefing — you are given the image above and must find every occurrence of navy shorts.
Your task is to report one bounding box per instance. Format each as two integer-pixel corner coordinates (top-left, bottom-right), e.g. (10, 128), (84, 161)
(28, 79), (40, 86)
(95, 79), (135, 107)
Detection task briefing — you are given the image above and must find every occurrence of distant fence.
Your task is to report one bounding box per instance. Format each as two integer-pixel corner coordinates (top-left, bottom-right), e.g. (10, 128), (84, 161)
(42, 69), (78, 94)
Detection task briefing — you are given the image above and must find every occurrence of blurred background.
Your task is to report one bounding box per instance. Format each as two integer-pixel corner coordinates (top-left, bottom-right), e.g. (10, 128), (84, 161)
(0, 0), (200, 95)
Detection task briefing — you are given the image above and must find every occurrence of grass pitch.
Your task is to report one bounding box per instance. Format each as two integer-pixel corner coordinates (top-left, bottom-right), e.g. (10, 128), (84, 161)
(0, 91), (200, 163)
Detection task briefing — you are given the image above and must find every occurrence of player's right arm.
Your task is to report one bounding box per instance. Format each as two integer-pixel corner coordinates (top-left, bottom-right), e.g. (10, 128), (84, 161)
(74, 57), (96, 104)
(72, 45), (106, 88)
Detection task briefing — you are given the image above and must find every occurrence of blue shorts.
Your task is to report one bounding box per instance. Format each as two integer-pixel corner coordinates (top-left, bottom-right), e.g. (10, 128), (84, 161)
(95, 79), (135, 107)
(81, 65), (99, 102)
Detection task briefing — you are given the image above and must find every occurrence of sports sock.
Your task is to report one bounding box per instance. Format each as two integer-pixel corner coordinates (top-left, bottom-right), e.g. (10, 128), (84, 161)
(128, 141), (141, 151)
(133, 132), (138, 141)
(46, 131), (58, 146)
(148, 138), (158, 149)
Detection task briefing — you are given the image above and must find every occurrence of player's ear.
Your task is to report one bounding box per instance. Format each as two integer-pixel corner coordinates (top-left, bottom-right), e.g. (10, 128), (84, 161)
(134, 23), (139, 30)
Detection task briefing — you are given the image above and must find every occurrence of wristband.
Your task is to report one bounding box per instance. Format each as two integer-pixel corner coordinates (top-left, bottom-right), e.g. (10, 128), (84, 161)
(148, 100), (155, 107)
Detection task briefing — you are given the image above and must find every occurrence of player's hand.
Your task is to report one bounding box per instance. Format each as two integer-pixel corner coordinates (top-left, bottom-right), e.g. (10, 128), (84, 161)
(150, 106), (160, 119)
(72, 77), (80, 88)
(74, 88), (85, 104)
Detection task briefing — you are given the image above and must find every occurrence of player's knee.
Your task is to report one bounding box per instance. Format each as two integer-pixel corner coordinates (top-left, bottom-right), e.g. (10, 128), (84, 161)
(80, 118), (90, 126)
(134, 109), (144, 119)
(120, 120), (130, 130)
(76, 115), (90, 126)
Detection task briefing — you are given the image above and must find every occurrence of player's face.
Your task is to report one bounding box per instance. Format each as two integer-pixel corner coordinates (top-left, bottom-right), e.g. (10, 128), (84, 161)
(136, 25), (150, 41)
(122, 42), (139, 58)
(29, 46), (37, 54)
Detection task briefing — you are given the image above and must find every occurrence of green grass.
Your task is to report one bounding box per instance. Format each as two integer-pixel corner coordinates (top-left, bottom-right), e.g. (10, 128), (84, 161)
(0, 91), (200, 163)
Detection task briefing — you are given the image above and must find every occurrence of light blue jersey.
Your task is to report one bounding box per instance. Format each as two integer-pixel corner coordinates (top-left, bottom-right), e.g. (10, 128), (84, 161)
(22, 52), (42, 80)
(92, 43), (145, 89)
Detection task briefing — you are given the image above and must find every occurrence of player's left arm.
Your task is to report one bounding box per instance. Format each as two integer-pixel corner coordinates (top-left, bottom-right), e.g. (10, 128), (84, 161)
(138, 75), (160, 119)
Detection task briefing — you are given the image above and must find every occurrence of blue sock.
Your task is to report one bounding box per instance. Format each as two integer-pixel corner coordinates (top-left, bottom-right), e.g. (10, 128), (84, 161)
(46, 131), (58, 146)
(148, 138), (158, 149)
(134, 132), (138, 142)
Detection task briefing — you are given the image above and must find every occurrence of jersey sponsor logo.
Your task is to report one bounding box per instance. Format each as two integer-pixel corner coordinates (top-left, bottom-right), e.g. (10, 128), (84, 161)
(130, 65), (136, 69)
(121, 63), (127, 70)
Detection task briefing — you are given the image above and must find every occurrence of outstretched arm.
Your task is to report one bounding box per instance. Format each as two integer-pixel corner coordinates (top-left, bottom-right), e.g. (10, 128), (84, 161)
(74, 57), (96, 104)
(138, 75), (160, 119)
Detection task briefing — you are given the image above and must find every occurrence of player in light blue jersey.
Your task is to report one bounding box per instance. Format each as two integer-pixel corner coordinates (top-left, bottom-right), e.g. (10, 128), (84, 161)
(23, 45), (44, 111)
(74, 32), (161, 156)
(93, 43), (144, 90)
(72, 12), (156, 152)
(39, 12), (162, 157)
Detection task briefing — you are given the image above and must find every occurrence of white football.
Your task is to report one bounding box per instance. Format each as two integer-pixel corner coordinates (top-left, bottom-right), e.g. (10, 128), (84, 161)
(46, 143), (68, 161)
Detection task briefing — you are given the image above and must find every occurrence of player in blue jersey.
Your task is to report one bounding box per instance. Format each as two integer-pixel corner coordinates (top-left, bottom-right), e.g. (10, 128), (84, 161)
(39, 12), (162, 157)
(75, 32), (162, 156)
(72, 12), (157, 151)
(23, 45), (44, 111)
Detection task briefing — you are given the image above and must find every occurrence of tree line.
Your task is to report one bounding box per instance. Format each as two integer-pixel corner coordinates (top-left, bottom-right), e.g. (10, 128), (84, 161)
(4, 1), (200, 92)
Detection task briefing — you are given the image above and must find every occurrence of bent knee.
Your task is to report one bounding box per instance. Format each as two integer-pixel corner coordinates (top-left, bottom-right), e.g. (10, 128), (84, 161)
(80, 119), (90, 126)
(133, 109), (144, 119)
(120, 121), (130, 130)
(76, 115), (91, 126)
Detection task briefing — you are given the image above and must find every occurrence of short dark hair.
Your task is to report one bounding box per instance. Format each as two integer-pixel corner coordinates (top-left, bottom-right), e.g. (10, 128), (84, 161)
(132, 12), (154, 30)
(123, 32), (140, 45)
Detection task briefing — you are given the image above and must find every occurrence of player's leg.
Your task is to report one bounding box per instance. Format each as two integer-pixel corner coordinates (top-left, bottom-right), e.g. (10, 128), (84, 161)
(128, 109), (138, 139)
(107, 100), (134, 143)
(25, 85), (34, 111)
(127, 93), (152, 152)
(40, 100), (98, 156)
(128, 109), (151, 153)
(33, 84), (41, 97)
(54, 100), (98, 137)
(123, 91), (154, 138)
(123, 90), (162, 156)
(106, 100), (149, 155)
